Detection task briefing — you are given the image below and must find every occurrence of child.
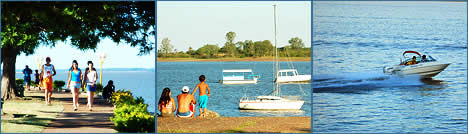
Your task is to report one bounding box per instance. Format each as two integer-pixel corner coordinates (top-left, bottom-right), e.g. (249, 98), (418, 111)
(191, 75), (211, 117)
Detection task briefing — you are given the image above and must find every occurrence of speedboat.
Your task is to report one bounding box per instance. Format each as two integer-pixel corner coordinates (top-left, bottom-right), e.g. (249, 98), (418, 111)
(383, 51), (450, 78)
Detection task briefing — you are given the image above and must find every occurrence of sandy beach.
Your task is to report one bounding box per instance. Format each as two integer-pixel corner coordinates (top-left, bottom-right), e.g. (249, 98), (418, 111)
(157, 116), (311, 133)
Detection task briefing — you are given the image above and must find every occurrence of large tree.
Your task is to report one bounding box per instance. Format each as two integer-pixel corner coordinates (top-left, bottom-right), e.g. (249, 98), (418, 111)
(220, 31), (236, 57)
(1, 2), (155, 100)
(288, 37), (305, 49)
(159, 37), (173, 57)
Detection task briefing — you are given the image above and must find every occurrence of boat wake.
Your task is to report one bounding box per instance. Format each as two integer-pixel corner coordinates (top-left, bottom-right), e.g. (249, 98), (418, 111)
(313, 72), (425, 93)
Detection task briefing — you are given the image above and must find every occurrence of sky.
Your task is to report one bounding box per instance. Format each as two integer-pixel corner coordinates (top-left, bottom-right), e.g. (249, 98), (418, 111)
(157, 1), (311, 52)
(15, 38), (155, 70)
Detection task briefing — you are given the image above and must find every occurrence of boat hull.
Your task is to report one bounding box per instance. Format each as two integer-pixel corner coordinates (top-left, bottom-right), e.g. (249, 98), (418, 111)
(384, 62), (450, 78)
(401, 63), (450, 78)
(238, 100), (304, 110)
(223, 79), (257, 84)
(276, 75), (311, 83)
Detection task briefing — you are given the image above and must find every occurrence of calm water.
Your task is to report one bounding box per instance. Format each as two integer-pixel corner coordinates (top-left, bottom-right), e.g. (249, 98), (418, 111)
(313, 1), (467, 133)
(16, 70), (155, 112)
(156, 61), (311, 117)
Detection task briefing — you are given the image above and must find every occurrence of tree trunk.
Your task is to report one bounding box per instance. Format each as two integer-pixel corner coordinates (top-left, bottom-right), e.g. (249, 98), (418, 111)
(1, 47), (19, 100)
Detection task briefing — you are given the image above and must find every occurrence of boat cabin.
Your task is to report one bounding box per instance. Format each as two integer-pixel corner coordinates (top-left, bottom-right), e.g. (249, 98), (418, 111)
(277, 69), (299, 77)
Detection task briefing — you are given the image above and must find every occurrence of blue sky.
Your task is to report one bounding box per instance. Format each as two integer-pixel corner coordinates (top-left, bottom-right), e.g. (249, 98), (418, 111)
(16, 38), (155, 70)
(157, 1), (311, 52)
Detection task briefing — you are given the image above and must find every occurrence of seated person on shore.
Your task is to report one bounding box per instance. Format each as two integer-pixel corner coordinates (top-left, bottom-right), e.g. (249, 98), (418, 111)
(405, 56), (417, 65)
(102, 80), (115, 101)
(158, 88), (176, 117)
(177, 86), (196, 118)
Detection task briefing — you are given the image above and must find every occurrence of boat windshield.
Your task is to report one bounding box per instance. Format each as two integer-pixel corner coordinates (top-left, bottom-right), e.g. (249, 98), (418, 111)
(400, 55), (437, 64)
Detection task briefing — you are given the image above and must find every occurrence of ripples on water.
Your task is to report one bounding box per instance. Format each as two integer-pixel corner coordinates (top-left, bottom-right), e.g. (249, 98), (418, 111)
(313, 1), (467, 133)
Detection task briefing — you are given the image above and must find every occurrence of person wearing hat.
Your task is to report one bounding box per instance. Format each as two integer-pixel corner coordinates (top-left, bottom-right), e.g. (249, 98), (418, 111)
(22, 65), (33, 90)
(176, 86), (196, 118)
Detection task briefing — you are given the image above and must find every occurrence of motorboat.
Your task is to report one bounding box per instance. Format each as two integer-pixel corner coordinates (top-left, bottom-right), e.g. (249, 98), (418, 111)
(275, 69), (311, 83)
(222, 69), (260, 84)
(239, 5), (304, 110)
(383, 51), (450, 78)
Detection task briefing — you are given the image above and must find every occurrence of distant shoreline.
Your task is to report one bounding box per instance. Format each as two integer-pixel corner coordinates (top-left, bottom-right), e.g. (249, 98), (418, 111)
(157, 57), (311, 62)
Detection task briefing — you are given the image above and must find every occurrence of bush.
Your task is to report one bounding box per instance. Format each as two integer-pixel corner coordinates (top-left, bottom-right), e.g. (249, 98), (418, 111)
(96, 83), (103, 95)
(110, 89), (154, 132)
(15, 79), (24, 97)
(53, 80), (65, 91)
(15, 79), (24, 86)
(110, 103), (155, 132)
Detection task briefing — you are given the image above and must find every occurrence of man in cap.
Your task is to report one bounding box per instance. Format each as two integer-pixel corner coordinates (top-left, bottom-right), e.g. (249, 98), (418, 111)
(176, 86), (196, 118)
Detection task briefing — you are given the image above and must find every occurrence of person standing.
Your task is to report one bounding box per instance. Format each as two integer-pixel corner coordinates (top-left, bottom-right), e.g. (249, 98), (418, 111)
(23, 65), (33, 90)
(83, 61), (98, 111)
(40, 57), (56, 105)
(34, 70), (40, 89)
(67, 60), (83, 111)
(191, 75), (211, 117)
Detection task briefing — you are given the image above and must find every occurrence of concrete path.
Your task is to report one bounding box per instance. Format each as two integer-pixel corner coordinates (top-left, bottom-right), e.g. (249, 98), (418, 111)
(41, 91), (116, 133)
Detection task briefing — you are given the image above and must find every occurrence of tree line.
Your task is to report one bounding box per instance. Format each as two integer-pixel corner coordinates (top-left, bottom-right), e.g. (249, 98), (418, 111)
(158, 31), (311, 59)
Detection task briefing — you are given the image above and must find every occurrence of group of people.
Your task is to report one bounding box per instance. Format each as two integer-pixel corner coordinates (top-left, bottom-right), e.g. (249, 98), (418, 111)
(158, 75), (212, 118)
(404, 55), (428, 65)
(22, 57), (113, 111)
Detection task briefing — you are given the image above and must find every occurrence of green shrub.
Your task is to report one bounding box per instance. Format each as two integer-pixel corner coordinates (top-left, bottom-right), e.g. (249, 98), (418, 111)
(15, 79), (24, 97)
(110, 89), (154, 132)
(110, 103), (155, 132)
(15, 79), (24, 86)
(96, 83), (103, 93)
(53, 80), (65, 90)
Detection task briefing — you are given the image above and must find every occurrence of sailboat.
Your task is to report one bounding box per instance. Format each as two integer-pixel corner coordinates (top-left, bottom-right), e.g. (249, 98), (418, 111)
(238, 5), (304, 110)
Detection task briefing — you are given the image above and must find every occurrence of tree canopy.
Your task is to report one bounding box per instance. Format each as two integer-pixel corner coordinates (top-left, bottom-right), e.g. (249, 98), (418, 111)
(1, 1), (155, 100)
(2, 1), (155, 58)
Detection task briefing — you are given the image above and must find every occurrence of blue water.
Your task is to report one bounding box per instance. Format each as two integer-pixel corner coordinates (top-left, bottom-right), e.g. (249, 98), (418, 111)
(157, 61), (311, 117)
(313, 1), (467, 133)
(16, 70), (156, 112)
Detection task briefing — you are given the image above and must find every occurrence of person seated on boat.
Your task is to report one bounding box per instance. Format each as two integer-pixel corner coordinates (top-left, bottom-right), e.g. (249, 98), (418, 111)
(158, 87), (176, 117)
(405, 56), (417, 65)
(176, 86), (196, 118)
(419, 55), (428, 63)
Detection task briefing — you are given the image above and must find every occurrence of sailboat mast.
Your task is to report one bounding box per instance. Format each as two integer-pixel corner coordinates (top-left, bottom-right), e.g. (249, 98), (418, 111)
(273, 4), (280, 96)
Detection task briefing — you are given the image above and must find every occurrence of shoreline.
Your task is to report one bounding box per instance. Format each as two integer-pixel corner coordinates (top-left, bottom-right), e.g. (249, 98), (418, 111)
(157, 116), (311, 133)
(157, 57), (311, 62)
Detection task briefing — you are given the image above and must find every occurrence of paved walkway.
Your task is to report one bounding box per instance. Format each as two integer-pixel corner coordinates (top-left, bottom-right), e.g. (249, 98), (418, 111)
(41, 91), (116, 133)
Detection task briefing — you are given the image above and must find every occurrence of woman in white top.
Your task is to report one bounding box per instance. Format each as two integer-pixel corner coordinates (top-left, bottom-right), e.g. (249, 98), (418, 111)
(83, 61), (98, 111)
(40, 57), (56, 105)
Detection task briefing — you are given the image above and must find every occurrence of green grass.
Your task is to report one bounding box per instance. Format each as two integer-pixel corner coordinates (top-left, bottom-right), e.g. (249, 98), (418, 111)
(1, 92), (63, 133)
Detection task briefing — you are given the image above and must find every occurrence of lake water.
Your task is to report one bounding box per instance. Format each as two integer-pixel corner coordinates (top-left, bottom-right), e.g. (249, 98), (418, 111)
(156, 61), (311, 117)
(16, 70), (156, 112)
(313, 1), (467, 133)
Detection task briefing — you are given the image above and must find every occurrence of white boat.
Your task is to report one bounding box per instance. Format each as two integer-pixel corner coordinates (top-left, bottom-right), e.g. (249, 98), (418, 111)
(276, 69), (311, 83)
(238, 5), (304, 110)
(239, 96), (304, 110)
(222, 69), (259, 84)
(383, 51), (450, 78)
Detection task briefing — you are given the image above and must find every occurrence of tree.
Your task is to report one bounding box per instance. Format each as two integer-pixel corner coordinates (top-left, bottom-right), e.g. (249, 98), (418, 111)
(254, 40), (273, 57)
(288, 37), (305, 49)
(196, 44), (219, 58)
(1, 2), (155, 100)
(221, 31), (237, 57)
(186, 46), (195, 56)
(159, 38), (173, 58)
